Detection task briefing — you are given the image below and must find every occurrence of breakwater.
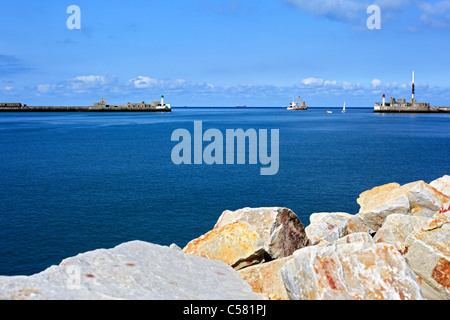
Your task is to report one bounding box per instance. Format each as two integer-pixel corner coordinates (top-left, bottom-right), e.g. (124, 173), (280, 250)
(0, 106), (171, 112)
(0, 98), (172, 112)
(374, 105), (450, 113)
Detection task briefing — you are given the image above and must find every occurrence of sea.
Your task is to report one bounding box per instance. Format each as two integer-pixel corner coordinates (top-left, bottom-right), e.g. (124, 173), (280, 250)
(0, 107), (449, 276)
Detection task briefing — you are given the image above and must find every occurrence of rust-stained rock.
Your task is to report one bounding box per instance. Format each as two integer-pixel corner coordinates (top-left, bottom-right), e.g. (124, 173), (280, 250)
(404, 206), (450, 299)
(238, 256), (292, 300)
(214, 207), (309, 259)
(281, 233), (423, 300)
(430, 175), (450, 197)
(183, 221), (266, 270)
(306, 212), (370, 244)
(357, 180), (449, 231)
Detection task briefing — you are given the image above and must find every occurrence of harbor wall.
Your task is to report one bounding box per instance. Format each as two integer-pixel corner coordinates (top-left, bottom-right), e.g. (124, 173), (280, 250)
(374, 105), (450, 113)
(0, 106), (171, 112)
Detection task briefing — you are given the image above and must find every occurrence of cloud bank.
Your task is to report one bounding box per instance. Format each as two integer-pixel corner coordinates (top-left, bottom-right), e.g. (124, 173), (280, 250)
(2, 74), (447, 107)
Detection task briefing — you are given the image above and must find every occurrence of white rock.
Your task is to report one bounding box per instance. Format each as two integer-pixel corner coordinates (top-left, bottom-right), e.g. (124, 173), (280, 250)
(374, 214), (429, 254)
(404, 208), (450, 300)
(430, 175), (450, 197)
(357, 181), (449, 231)
(306, 212), (370, 243)
(0, 241), (264, 300)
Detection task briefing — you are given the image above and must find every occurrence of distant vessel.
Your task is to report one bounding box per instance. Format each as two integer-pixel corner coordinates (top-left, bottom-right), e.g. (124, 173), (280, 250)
(287, 96), (308, 110)
(342, 102), (346, 113)
(327, 110), (333, 114)
(237, 105), (246, 108)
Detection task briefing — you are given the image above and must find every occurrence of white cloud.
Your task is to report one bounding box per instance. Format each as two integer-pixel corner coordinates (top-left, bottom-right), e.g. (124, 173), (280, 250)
(419, 0), (450, 28)
(371, 78), (382, 88)
(301, 77), (324, 86)
(129, 76), (161, 89)
(66, 75), (117, 91)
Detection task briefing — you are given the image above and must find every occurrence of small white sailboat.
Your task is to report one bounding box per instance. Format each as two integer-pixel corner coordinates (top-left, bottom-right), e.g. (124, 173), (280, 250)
(327, 110), (332, 114)
(342, 102), (346, 113)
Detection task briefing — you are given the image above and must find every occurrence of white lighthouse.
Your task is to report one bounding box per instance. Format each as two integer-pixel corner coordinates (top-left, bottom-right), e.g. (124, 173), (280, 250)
(411, 70), (416, 102)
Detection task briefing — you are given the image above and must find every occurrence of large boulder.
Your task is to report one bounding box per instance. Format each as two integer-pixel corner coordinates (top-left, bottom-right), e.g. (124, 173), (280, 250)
(183, 221), (267, 270)
(357, 180), (449, 231)
(0, 241), (264, 300)
(281, 233), (423, 300)
(214, 207), (310, 259)
(238, 256), (292, 300)
(404, 206), (450, 300)
(430, 175), (450, 197)
(305, 212), (370, 244)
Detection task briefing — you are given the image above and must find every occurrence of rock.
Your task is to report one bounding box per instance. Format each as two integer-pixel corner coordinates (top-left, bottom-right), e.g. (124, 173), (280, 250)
(430, 175), (450, 197)
(305, 212), (370, 244)
(281, 233), (423, 300)
(183, 221), (267, 270)
(374, 214), (429, 254)
(404, 206), (450, 300)
(238, 256), (292, 300)
(0, 241), (264, 300)
(169, 243), (182, 251)
(357, 180), (450, 231)
(214, 207), (310, 259)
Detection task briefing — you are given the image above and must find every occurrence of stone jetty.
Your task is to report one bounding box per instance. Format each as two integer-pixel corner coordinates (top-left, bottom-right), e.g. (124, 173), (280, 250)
(0, 175), (449, 300)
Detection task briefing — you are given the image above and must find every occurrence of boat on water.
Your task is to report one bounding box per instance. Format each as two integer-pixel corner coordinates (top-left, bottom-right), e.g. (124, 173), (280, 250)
(342, 102), (346, 113)
(237, 105), (246, 108)
(287, 96), (308, 110)
(327, 110), (333, 114)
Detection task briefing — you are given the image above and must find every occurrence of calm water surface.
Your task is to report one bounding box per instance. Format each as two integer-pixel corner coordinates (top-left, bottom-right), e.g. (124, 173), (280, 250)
(0, 107), (449, 275)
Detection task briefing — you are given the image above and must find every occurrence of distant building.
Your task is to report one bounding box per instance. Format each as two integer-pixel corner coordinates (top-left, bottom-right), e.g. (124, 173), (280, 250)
(374, 71), (431, 113)
(91, 95), (171, 111)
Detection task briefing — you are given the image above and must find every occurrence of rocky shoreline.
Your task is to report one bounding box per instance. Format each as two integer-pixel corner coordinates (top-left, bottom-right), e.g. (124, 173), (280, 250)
(0, 175), (449, 300)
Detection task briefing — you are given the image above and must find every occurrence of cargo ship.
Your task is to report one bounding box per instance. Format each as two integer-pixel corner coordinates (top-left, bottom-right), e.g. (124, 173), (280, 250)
(287, 96), (308, 110)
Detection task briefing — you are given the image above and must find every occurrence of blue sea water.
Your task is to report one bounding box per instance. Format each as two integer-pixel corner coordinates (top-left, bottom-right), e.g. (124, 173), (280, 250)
(0, 107), (449, 276)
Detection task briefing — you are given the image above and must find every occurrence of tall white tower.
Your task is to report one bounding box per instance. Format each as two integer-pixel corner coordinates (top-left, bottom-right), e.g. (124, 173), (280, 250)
(412, 71), (415, 101)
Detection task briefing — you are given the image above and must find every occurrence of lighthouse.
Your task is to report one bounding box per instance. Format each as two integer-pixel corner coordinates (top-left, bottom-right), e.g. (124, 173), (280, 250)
(411, 71), (416, 103)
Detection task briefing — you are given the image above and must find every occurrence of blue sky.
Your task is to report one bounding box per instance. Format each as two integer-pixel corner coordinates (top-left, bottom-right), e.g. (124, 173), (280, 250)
(1, 0), (450, 107)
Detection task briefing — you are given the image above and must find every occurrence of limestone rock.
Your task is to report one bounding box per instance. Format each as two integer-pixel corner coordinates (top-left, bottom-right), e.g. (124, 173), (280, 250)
(0, 241), (264, 300)
(214, 207), (309, 259)
(357, 180), (449, 231)
(183, 221), (267, 270)
(306, 212), (369, 244)
(238, 256), (292, 300)
(430, 175), (450, 197)
(374, 214), (429, 254)
(281, 233), (423, 300)
(404, 206), (450, 300)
